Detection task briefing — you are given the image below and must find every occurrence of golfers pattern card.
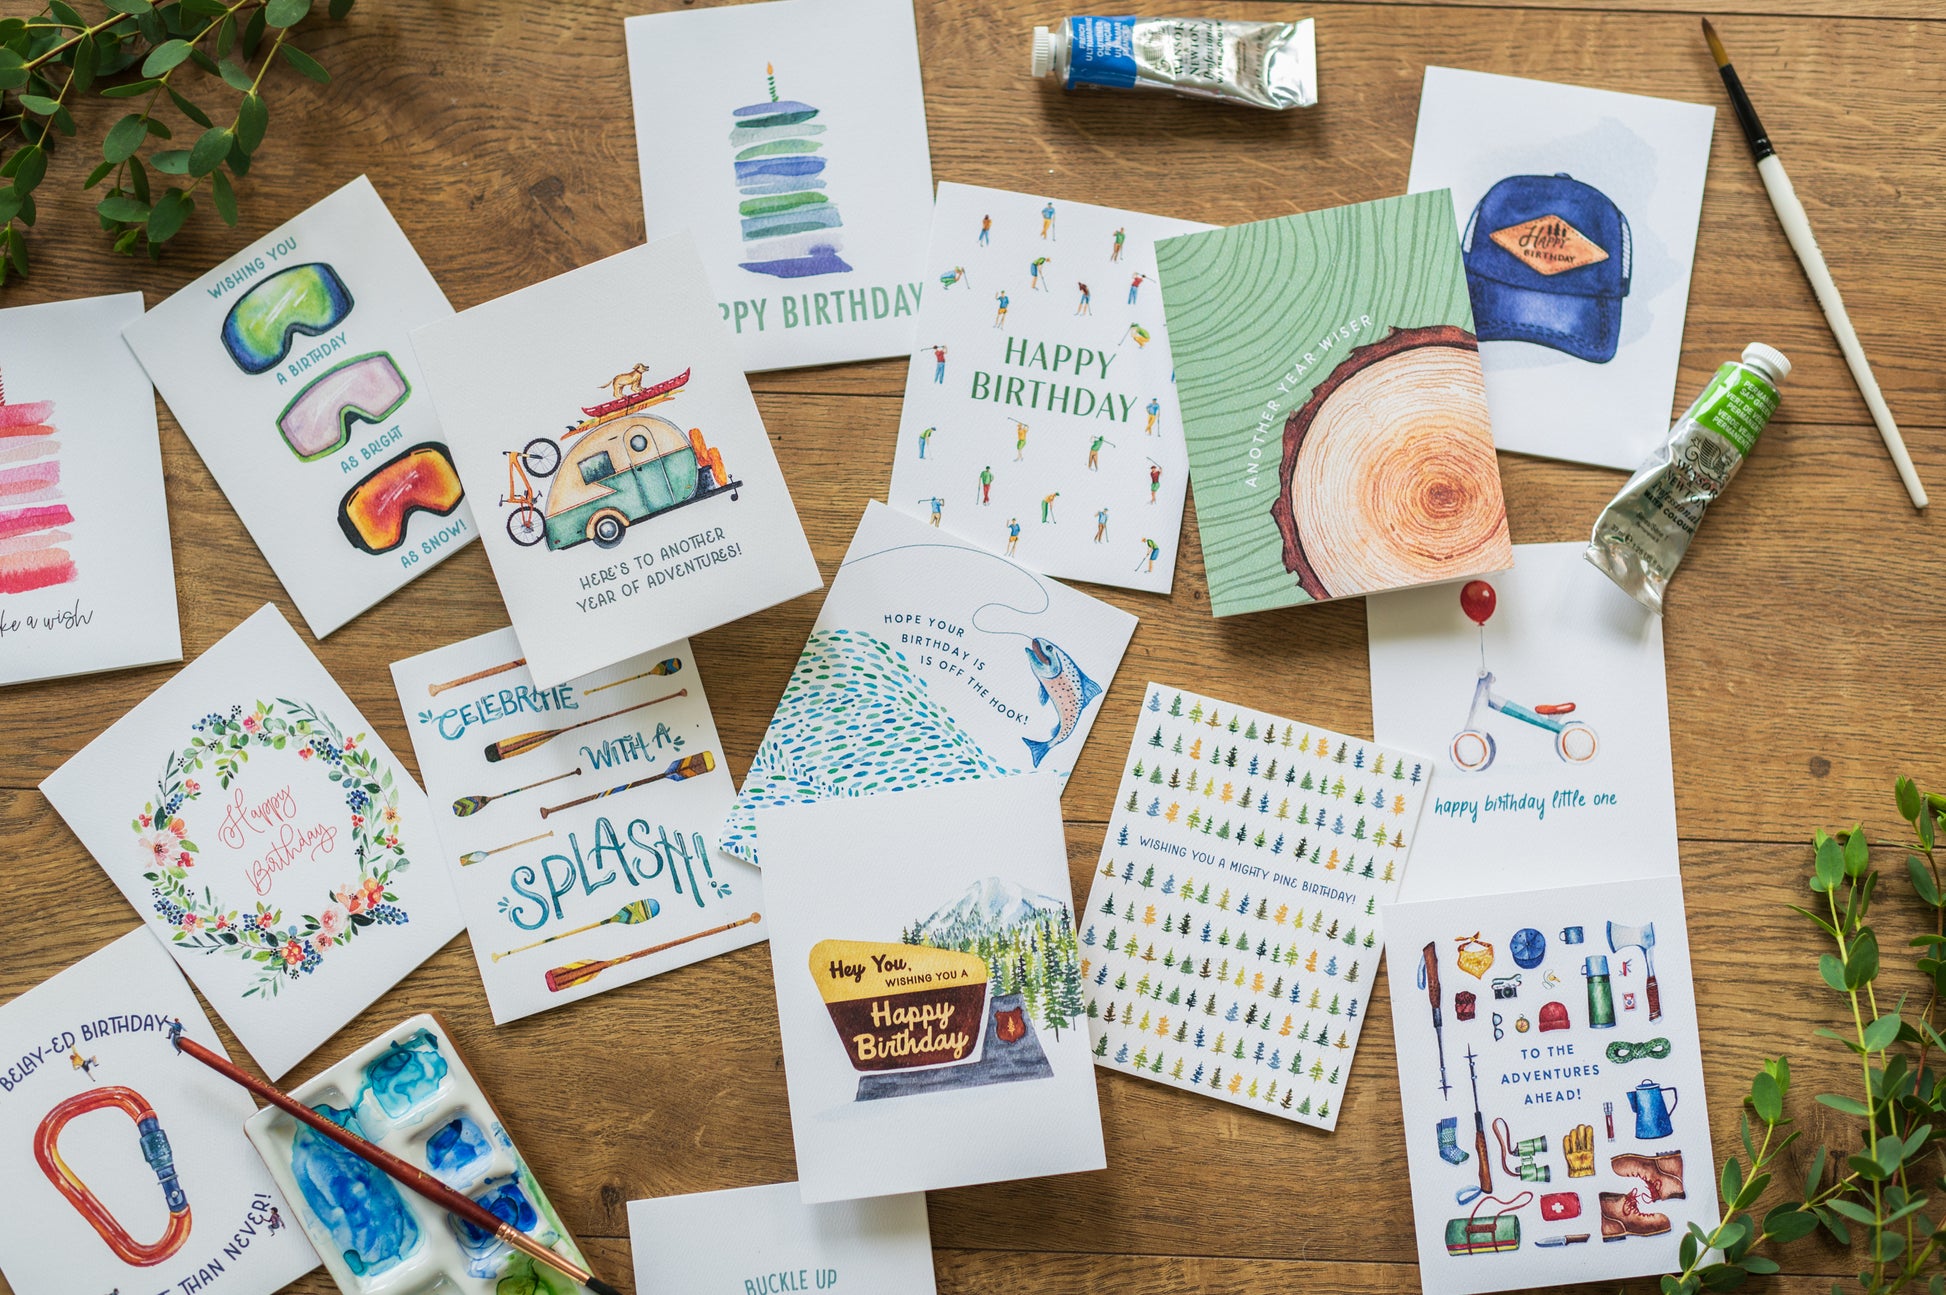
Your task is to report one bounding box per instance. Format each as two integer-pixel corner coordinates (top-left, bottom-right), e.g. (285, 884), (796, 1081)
(761, 776), (1106, 1204)
(1408, 68), (1714, 469)
(412, 233), (822, 689)
(625, 0), (934, 372)
(887, 183), (1207, 594)
(391, 627), (765, 1023)
(122, 175), (477, 638)
(0, 930), (318, 1295)
(1382, 875), (1714, 1295)
(40, 604), (464, 1079)
(1365, 543), (1677, 903)
(628, 1183), (935, 1294)
(0, 292), (180, 686)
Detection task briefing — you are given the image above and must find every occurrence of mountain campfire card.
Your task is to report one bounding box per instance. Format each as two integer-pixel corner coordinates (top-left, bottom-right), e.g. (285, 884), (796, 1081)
(0, 292), (180, 687)
(410, 232), (822, 690)
(628, 1183), (935, 1294)
(719, 500), (1136, 868)
(121, 176), (477, 638)
(1156, 191), (1513, 616)
(39, 604), (464, 1079)
(759, 776), (1106, 1204)
(886, 183), (1208, 594)
(625, 0), (934, 372)
(1408, 68), (1715, 470)
(1079, 684), (1432, 1130)
(390, 627), (765, 1023)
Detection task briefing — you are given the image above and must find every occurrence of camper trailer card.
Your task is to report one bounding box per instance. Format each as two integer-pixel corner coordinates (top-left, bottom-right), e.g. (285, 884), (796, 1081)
(760, 776), (1107, 1204)
(720, 500), (1136, 868)
(624, 0), (934, 372)
(122, 176), (477, 638)
(411, 233), (822, 690)
(1365, 543), (1678, 904)
(0, 292), (181, 687)
(390, 627), (766, 1023)
(887, 183), (1207, 594)
(1080, 685), (1433, 1130)
(39, 604), (465, 1079)
(0, 929), (318, 1295)
(1381, 874), (1715, 1295)
(1408, 68), (1715, 470)
(628, 1184), (935, 1295)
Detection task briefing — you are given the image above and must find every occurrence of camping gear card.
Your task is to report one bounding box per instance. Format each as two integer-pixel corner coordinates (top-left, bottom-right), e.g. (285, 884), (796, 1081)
(390, 627), (765, 1023)
(411, 232), (822, 690)
(1156, 191), (1513, 616)
(887, 183), (1207, 594)
(0, 929), (318, 1295)
(1079, 684), (1432, 1130)
(625, 0), (934, 372)
(1381, 874), (1715, 1295)
(122, 175), (477, 638)
(628, 1183), (935, 1294)
(720, 499), (1136, 867)
(760, 775), (1106, 1203)
(1408, 68), (1715, 470)
(0, 291), (180, 686)
(40, 604), (465, 1079)
(1365, 542), (1677, 903)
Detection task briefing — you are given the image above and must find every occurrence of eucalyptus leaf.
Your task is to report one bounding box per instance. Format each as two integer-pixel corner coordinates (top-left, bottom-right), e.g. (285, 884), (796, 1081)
(142, 37), (194, 76)
(280, 44), (330, 83)
(104, 114), (149, 164)
(188, 127), (233, 177)
(168, 87), (213, 128)
(210, 169), (237, 225)
(265, 0), (312, 28)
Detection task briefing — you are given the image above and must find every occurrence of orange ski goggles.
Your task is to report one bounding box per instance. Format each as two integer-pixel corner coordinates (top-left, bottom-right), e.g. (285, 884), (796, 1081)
(35, 1086), (193, 1266)
(337, 442), (464, 554)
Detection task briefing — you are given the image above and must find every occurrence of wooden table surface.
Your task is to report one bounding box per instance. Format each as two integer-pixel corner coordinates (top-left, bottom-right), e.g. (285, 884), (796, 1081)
(3, 1), (1942, 1291)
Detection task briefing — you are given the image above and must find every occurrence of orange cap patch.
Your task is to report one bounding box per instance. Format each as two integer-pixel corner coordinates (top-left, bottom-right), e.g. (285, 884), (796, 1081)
(1488, 215), (1610, 276)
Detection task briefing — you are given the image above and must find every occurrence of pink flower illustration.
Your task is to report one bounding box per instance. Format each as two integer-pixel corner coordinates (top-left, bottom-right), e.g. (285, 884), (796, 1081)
(351, 813), (365, 828)
(177, 851), (193, 868)
(299, 748), (313, 760)
(214, 914), (229, 931)
(256, 912), (276, 931)
(280, 939), (305, 967)
(316, 906), (347, 940)
(181, 913), (200, 932)
(184, 779), (201, 793)
(139, 812), (152, 827)
(138, 829), (176, 866)
(241, 714), (260, 733)
(311, 933), (332, 958)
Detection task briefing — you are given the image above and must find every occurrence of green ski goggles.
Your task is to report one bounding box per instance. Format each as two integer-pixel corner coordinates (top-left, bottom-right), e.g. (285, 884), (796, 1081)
(221, 262), (355, 374)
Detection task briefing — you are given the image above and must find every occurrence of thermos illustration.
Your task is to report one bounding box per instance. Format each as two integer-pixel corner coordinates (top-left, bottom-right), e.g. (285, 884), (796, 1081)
(1581, 955), (1616, 1029)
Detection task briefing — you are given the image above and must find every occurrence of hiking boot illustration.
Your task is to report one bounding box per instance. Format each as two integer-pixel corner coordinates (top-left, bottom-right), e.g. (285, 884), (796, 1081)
(1599, 1190), (1671, 1241)
(1611, 1151), (1686, 1201)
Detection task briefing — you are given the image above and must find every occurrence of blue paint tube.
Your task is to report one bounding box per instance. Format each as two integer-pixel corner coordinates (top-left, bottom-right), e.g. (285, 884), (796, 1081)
(1030, 16), (1317, 110)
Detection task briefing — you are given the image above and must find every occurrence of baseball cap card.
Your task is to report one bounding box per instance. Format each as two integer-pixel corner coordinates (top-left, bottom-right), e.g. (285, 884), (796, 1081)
(1461, 173), (1631, 363)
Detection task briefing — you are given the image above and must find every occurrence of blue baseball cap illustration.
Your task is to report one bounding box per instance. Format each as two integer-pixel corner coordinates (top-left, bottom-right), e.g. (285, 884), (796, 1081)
(1460, 174), (1631, 363)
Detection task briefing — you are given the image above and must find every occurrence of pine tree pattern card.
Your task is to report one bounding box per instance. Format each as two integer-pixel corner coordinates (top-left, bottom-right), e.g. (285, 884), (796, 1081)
(390, 627), (765, 1024)
(887, 183), (1207, 594)
(1156, 191), (1513, 616)
(1, 292), (180, 686)
(411, 233), (822, 690)
(1408, 68), (1714, 470)
(40, 604), (465, 1079)
(1078, 685), (1432, 1130)
(0, 929), (319, 1295)
(1365, 543), (1677, 904)
(625, 0), (934, 372)
(122, 176), (477, 638)
(628, 1183), (935, 1294)
(760, 776), (1106, 1204)
(720, 500), (1135, 867)
(1381, 874), (1716, 1295)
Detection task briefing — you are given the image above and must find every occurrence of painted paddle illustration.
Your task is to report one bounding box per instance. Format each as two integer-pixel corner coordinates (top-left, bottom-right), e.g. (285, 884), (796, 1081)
(537, 752), (715, 819)
(544, 913), (764, 992)
(452, 768), (581, 817)
(483, 688), (688, 762)
(492, 899), (662, 963)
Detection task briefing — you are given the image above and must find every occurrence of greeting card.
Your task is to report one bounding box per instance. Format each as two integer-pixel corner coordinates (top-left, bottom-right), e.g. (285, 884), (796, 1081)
(760, 776), (1106, 1203)
(887, 183), (1205, 593)
(0, 930), (317, 1295)
(720, 500), (1135, 867)
(0, 292), (179, 686)
(121, 176), (477, 638)
(391, 628), (765, 1023)
(1156, 191), (1513, 616)
(40, 604), (464, 1078)
(625, 0), (934, 372)
(1079, 684), (1431, 1130)
(1408, 68), (1715, 469)
(1365, 543), (1677, 903)
(411, 233), (822, 689)
(628, 1183), (935, 1294)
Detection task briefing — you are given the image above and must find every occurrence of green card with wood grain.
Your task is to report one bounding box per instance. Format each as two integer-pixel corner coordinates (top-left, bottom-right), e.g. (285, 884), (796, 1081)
(1156, 191), (1513, 617)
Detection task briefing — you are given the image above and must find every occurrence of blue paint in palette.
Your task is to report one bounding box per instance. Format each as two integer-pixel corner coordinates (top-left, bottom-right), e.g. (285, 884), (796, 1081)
(449, 1177), (541, 1278)
(363, 1028), (449, 1118)
(290, 1104), (423, 1278)
(425, 1114), (494, 1187)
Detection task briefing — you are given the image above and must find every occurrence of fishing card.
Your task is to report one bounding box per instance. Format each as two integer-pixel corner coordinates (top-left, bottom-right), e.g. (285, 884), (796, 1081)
(40, 604), (465, 1079)
(390, 627), (765, 1023)
(628, 1183), (935, 1294)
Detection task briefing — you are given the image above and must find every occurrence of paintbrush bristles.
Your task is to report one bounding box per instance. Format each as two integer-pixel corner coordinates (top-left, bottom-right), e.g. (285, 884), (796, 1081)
(1702, 18), (1730, 69)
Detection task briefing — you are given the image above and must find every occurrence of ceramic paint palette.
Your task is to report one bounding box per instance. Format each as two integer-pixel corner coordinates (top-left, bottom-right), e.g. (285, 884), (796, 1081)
(244, 1013), (587, 1295)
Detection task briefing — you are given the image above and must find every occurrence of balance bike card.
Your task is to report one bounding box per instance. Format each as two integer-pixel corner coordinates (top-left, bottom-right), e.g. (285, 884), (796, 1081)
(628, 1183), (935, 1294)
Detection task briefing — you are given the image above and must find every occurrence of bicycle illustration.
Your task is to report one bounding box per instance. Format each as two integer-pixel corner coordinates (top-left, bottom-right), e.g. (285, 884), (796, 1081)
(501, 438), (562, 547)
(1449, 580), (1598, 772)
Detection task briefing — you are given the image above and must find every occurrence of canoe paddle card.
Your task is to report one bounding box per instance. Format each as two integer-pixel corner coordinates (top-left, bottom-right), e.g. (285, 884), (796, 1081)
(391, 627), (765, 1023)
(122, 175), (477, 638)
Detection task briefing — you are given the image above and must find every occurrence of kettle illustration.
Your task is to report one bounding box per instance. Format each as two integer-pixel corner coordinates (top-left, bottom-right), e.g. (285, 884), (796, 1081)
(1626, 1079), (1678, 1140)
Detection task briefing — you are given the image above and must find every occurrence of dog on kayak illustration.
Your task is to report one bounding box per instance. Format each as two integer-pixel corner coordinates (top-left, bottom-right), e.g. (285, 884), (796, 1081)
(1022, 636), (1102, 768)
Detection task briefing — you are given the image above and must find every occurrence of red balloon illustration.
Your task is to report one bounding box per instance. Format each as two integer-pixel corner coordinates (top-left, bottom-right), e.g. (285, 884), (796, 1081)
(1460, 580), (1497, 626)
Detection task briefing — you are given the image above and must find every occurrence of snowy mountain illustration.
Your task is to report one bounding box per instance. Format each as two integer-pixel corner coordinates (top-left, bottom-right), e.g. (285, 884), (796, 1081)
(910, 876), (1067, 946)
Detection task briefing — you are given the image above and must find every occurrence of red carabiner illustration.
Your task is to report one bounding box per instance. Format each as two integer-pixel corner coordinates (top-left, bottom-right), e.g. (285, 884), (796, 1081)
(34, 1086), (193, 1266)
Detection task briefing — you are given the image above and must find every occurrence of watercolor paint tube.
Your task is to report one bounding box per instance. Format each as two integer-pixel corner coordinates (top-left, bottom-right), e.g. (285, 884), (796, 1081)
(1030, 17), (1317, 110)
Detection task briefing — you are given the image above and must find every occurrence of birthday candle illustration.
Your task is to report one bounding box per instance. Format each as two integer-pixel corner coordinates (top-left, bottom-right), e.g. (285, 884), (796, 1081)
(730, 62), (852, 279)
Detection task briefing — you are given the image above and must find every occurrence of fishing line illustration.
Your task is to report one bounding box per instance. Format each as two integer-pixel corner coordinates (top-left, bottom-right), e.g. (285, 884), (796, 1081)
(543, 912), (763, 992)
(493, 898), (661, 962)
(429, 657), (527, 697)
(34, 1087), (192, 1266)
(1450, 579), (1598, 772)
(459, 830), (554, 868)
(538, 752), (715, 819)
(582, 657), (683, 696)
(453, 767), (581, 817)
(484, 688), (688, 762)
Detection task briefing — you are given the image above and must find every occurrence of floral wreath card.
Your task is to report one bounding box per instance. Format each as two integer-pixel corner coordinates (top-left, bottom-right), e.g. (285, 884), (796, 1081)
(628, 1183), (935, 1294)
(390, 627), (766, 1024)
(625, 0), (934, 372)
(1, 291), (180, 686)
(122, 176), (477, 638)
(888, 183), (1207, 594)
(40, 604), (464, 1079)
(411, 232), (822, 690)
(0, 929), (319, 1295)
